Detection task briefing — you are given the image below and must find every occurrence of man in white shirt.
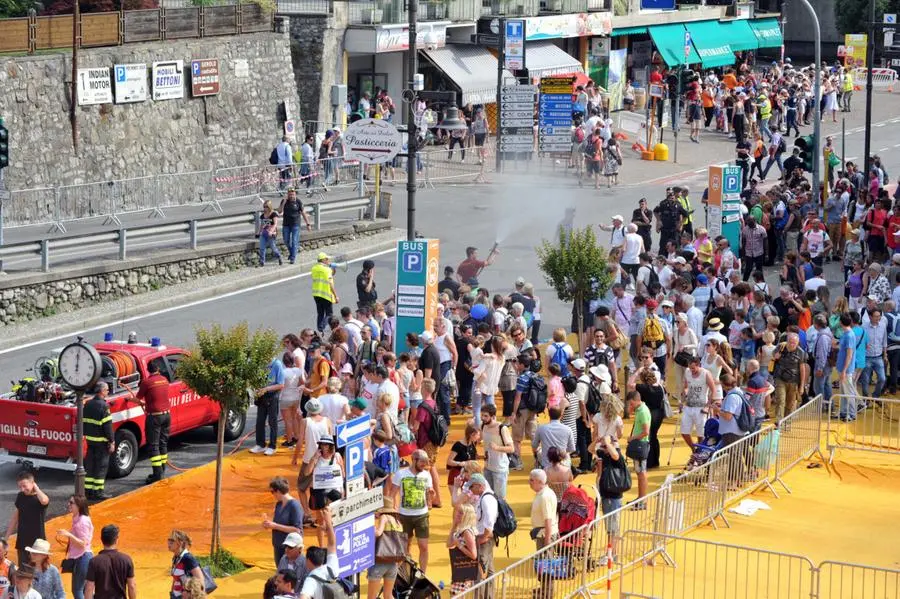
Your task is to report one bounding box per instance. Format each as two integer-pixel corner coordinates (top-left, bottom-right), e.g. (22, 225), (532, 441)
(803, 266), (828, 293)
(469, 473), (498, 593)
(654, 255), (675, 292)
(636, 253), (655, 296)
(598, 215), (627, 249)
(373, 366), (400, 421)
(339, 307), (364, 354)
(390, 450), (434, 572)
(298, 509), (339, 599)
(684, 295), (705, 341)
(317, 378), (350, 425)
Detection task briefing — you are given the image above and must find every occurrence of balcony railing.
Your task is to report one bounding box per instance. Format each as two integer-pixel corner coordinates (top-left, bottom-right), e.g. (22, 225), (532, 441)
(276, 0), (333, 14)
(348, 0), (486, 24)
(480, 0), (541, 17)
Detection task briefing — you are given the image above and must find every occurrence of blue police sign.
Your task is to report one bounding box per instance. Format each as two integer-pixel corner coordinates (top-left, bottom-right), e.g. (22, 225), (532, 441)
(335, 514), (376, 577)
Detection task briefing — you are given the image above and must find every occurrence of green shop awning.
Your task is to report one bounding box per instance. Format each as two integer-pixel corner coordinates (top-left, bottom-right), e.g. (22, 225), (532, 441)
(684, 20), (735, 68)
(611, 26), (647, 37)
(648, 23), (700, 67)
(718, 19), (759, 52)
(749, 17), (784, 49)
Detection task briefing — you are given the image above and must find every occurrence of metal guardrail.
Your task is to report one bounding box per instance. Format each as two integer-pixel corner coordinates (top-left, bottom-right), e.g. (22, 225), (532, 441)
(826, 395), (900, 463)
(0, 195), (377, 273)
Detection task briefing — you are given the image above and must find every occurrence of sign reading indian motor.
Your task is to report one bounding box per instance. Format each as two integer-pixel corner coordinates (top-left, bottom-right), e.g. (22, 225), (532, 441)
(191, 59), (220, 97)
(152, 60), (184, 101)
(343, 118), (403, 164)
(77, 68), (113, 106)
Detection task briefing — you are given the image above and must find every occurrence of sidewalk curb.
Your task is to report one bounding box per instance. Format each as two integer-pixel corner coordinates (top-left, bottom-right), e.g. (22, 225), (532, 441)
(0, 230), (404, 352)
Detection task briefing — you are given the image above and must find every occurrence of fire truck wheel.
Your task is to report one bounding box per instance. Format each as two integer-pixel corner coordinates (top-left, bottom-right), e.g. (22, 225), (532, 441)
(108, 428), (139, 479)
(215, 409), (247, 442)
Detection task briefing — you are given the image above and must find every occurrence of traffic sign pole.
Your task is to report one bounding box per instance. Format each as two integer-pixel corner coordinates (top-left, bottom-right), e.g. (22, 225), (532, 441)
(496, 17), (505, 172)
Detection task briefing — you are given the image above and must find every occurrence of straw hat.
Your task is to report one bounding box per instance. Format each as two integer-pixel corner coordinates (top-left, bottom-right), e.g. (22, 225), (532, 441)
(376, 496), (400, 516)
(25, 539), (51, 556)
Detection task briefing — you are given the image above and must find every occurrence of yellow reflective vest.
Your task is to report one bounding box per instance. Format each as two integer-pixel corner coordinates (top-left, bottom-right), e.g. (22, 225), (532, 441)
(678, 195), (693, 225)
(311, 263), (335, 302)
(842, 72), (854, 92)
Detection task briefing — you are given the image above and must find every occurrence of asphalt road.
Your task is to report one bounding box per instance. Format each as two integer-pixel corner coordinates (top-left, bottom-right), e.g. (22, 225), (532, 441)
(2, 94), (900, 531)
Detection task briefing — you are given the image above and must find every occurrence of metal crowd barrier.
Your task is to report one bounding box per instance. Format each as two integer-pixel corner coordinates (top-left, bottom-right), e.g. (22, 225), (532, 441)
(826, 395), (900, 463)
(452, 393), (867, 599)
(709, 424), (781, 509)
(617, 532), (817, 599)
(816, 560), (900, 598)
(774, 394), (825, 492)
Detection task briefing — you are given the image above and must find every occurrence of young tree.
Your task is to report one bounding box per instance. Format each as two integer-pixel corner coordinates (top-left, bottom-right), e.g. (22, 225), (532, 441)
(177, 322), (278, 554)
(536, 225), (614, 352)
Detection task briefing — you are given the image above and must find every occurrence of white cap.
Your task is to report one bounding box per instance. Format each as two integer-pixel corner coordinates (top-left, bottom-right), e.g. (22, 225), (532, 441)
(612, 214), (624, 222)
(571, 358), (587, 371)
(283, 532), (304, 548)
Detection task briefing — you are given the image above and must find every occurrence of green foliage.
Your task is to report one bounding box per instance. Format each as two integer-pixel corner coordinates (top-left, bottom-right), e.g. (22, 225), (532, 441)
(0, 0), (38, 18)
(535, 226), (613, 334)
(197, 548), (246, 578)
(834, 0), (891, 35)
(177, 322), (278, 413)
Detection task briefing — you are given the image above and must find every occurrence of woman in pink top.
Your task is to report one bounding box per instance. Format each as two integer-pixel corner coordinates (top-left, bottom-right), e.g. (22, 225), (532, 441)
(547, 363), (565, 409)
(56, 495), (93, 599)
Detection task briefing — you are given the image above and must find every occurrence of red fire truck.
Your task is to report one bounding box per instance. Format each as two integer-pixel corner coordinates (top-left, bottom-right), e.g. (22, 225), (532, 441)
(0, 336), (246, 478)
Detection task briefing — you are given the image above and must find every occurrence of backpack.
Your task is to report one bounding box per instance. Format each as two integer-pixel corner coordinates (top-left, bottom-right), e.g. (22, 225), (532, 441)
(578, 379), (603, 416)
(777, 136), (787, 154)
(641, 315), (665, 350)
(549, 342), (570, 370)
(729, 389), (760, 433)
(561, 374), (578, 394)
(269, 147), (279, 165)
(646, 266), (660, 290)
(482, 492), (517, 540)
(418, 401), (449, 447)
(582, 136), (596, 158)
(309, 567), (352, 599)
(573, 128), (585, 144)
(523, 374), (548, 413)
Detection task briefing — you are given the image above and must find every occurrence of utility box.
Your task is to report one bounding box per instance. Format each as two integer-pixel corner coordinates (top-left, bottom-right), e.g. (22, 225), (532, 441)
(331, 84), (347, 107)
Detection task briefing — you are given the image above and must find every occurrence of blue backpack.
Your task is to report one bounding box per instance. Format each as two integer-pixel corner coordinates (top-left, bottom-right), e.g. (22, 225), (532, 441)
(549, 342), (570, 370)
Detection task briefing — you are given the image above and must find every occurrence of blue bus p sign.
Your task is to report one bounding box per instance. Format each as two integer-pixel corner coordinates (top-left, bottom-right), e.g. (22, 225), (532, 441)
(403, 251), (423, 273)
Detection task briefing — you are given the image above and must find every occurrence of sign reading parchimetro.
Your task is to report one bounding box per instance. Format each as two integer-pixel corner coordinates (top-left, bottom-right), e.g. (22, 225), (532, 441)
(343, 119), (403, 164)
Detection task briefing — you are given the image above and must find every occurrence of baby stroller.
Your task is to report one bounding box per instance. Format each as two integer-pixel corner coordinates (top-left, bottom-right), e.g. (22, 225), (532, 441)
(384, 555), (442, 599)
(684, 418), (724, 473)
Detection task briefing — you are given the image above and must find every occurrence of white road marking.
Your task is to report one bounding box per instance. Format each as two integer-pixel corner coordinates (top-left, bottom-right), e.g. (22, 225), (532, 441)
(694, 168), (706, 174)
(876, 123), (887, 127)
(0, 247), (398, 356)
(879, 147), (890, 152)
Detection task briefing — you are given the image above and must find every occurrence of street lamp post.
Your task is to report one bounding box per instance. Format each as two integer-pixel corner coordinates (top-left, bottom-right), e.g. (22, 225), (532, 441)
(797, 0), (822, 197)
(864, 0), (877, 177)
(406, 0), (418, 242)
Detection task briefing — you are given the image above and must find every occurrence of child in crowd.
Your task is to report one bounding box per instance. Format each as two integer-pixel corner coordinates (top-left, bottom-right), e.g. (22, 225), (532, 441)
(740, 327), (757, 384)
(729, 310), (750, 366)
(757, 330), (777, 382)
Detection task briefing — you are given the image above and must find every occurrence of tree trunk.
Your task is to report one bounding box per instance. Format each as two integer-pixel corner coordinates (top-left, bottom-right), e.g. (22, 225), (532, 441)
(211, 408), (226, 556)
(576, 290), (584, 353)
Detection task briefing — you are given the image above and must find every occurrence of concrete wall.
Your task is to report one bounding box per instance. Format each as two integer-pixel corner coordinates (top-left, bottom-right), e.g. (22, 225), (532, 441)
(0, 24), (301, 191)
(288, 7), (347, 125)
